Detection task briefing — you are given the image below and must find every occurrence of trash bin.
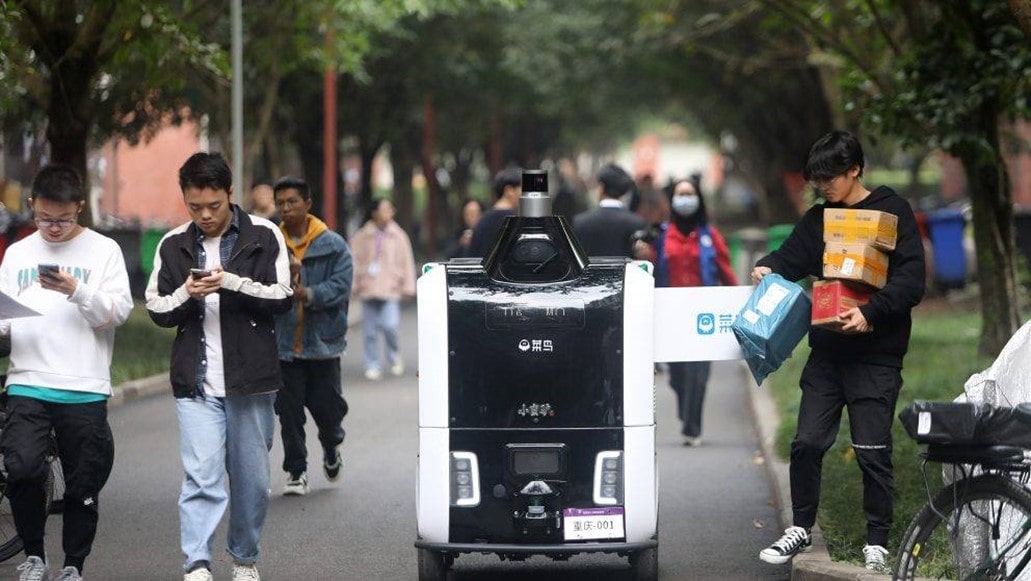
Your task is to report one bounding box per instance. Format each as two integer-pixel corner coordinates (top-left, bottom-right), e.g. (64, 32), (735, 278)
(766, 224), (794, 253)
(100, 228), (145, 299)
(141, 228), (166, 278)
(927, 208), (966, 288)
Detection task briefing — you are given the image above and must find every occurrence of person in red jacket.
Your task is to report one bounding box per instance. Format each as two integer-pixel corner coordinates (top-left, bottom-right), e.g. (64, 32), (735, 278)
(635, 176), (738, 446)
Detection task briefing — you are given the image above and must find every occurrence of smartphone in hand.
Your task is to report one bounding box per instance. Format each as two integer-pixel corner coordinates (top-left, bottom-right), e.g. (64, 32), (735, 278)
(39, 263), (60, 279)
(190, 268), (212, 280)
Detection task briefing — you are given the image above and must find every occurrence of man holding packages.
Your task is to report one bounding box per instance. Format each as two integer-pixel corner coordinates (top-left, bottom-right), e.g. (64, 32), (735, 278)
(754, 131), (925, 571)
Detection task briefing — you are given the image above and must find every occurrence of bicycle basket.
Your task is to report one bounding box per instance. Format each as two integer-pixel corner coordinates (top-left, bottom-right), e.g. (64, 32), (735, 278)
(899, 401), (1031, 448)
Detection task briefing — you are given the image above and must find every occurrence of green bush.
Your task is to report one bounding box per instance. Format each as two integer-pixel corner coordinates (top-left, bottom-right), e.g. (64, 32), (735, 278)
(767, 307), (993, 564)
(1, 303), (175, 387)
(110, 303), (176, 385)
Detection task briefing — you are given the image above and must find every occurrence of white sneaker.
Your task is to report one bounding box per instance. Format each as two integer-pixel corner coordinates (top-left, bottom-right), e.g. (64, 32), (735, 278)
(364, 368), (382, 381)
(282, 472), (309, 496)
(17, 556), (51, 581)
(183, 567), (212, 581)
(759, 526), (812, 564)
(55, 567), (82, 581)
(683, 436), (702, 447)
(390, 360), (404, 376)
(863, 544), (889, 572)
(232, 563), (261, 581)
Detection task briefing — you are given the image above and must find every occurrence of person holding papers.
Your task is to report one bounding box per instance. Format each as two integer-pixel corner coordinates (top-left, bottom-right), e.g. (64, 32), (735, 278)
(0, 164), (133, 581)
(634, 176), (737, 446)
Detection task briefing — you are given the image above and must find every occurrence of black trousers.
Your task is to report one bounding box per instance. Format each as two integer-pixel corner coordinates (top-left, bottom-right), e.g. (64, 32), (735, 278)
(2, 396), (114, 571)
(275, 358), (348, 476)
(789, 354), (902, 547)
(668, 361), (711, 438)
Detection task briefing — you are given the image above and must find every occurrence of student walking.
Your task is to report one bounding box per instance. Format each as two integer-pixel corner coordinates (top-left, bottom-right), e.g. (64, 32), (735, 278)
(0, 164), (133, 581)
(146, 152), (293, 581)
(271, 176), (353, 497)
(349, 198), (415, 381)
(635, 177), (738, 446)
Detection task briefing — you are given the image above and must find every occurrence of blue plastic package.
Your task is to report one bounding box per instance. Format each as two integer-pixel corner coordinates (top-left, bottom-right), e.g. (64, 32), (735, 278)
(732, 274), (811, 386)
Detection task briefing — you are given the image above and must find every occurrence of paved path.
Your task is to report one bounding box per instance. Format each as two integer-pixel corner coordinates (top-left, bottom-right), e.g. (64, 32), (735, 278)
(0, 306), (788, 580)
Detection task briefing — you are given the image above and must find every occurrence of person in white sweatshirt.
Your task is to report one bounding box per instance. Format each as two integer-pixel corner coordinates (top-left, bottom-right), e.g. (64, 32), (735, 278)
(0, 164), (133, 581)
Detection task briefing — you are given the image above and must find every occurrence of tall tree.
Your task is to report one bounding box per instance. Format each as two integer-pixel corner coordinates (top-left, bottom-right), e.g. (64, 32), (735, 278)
(0, 1), (224, 224)
(758, 0), (1031, 355)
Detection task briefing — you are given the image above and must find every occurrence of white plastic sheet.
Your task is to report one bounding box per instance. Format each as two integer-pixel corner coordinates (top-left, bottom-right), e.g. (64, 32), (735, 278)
(947, 319), (1031, 579)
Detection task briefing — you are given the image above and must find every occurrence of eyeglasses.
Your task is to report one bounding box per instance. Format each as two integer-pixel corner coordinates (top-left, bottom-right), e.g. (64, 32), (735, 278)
(275, 198), (304, 208)
(810, 175), (843, 188)
(35, 217), (77, 228)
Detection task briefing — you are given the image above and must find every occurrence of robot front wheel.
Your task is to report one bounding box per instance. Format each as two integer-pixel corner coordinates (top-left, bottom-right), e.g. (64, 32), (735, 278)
(417, 548), (454, 581)
(629, 545), (658, 581)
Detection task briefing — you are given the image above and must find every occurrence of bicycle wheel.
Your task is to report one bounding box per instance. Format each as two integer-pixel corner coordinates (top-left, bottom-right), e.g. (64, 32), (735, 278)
(894, 474), (1031, 580)
(0, 452), (24, 562)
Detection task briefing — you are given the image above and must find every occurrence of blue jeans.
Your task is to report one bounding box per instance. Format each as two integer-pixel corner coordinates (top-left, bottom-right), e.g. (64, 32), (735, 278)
(176, 392), (275, 571)
(362, 299), (400, 373)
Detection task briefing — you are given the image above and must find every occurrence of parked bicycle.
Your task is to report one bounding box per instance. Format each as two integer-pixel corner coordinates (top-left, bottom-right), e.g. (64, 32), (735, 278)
(894, 401), (1031, 580)
(0, 389), (64, 563)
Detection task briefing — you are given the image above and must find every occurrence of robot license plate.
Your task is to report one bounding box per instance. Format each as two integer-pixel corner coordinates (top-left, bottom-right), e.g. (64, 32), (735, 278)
(562, 507), (625, 541)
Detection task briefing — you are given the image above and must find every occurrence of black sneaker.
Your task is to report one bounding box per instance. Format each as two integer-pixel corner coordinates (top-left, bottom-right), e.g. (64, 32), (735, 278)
(282, 472), (309, 496)
(323, 447), (342, 482)
(759, 526), (812, 564)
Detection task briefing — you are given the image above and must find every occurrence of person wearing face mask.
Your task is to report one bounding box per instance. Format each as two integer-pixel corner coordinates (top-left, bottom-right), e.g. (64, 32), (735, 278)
(633, 176), (737, 446)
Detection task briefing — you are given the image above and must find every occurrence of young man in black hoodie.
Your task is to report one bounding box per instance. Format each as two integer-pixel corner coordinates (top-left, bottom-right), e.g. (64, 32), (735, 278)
(753, 131), (925, 571)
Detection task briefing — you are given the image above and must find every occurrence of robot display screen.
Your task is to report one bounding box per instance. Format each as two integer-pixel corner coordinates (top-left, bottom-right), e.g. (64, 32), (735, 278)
(510, 449), (562, 475)
(484, 300), (586, 330)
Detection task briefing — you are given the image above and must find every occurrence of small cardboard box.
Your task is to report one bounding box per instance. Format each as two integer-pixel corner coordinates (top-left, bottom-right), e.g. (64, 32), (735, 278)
(824, 208), (898, 252)
(811, 279), (872, 331)
(823, 242), (889, 289)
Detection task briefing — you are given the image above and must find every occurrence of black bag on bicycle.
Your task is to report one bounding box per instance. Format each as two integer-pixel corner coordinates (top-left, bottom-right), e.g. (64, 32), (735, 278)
(899, 401), (1031, 447)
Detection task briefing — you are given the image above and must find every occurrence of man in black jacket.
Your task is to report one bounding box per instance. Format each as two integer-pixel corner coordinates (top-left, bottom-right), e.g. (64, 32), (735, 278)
(572, 163), (646, 257)
(754, 131), (925, 572)
(467, 167), (521, 258)
(145, 152), (292, 581)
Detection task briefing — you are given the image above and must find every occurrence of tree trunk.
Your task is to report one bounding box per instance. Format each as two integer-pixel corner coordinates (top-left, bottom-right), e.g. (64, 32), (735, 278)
(244, 68), (281, 189)
(1009, 0), (1031, 43)
(296, 135), (324, 218)
(359, 142), (379, 222)
(958, 106), (1022, 356)
(422, 97), (440, 259)
(391, 143), (417, 235)
(46, 59), (95, 226)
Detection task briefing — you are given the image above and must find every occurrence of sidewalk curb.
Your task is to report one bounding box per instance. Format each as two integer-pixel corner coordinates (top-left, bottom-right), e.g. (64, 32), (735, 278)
(744, 363), (889, 580)
(109, 373), (170, 409)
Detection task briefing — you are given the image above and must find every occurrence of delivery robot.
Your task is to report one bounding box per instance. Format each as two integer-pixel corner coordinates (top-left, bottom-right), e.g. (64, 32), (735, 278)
(415, 170), (658, 580)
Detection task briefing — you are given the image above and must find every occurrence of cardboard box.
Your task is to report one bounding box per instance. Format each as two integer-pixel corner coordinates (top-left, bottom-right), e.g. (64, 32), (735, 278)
(823, 242), (889, 289)
(811, 279), (872, 331)
(824, 208), (898, 252)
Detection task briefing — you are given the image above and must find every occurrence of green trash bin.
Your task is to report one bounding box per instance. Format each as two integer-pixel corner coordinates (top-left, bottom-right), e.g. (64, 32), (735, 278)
(766, 224), (795, 253)
(141, 228), (167, 278)
(728, 233), (741, 272)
